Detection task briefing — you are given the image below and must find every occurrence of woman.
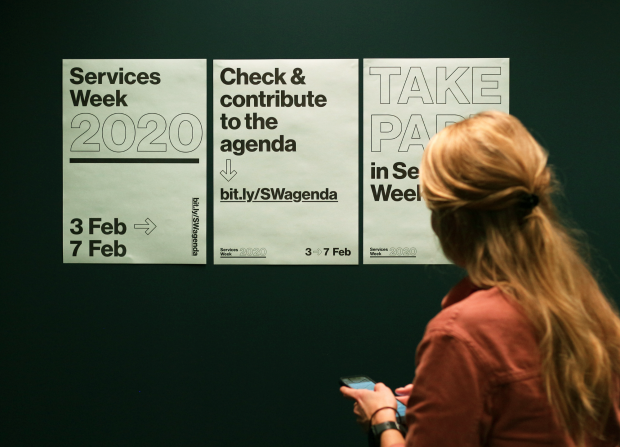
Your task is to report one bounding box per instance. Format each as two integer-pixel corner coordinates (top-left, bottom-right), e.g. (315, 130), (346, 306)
(341, 111), (620, 446)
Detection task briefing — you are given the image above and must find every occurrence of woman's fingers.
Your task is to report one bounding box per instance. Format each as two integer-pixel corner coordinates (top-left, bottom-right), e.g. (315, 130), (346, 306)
(341, 383), (399, 429)
(353, 403), (364, 417)
(395, 384), (414, 395)
(395, 384), (413, 406)
(340, 386), (364, 400)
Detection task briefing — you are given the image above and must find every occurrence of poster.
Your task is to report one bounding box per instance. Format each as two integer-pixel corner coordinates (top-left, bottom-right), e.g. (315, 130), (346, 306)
(213, 59), (358, 264)
(63, 59), (207, 264)
(363, 58), (509, 264)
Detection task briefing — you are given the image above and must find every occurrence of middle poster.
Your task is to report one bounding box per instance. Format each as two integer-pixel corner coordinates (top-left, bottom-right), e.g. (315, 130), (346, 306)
(214, 59), (358, 265)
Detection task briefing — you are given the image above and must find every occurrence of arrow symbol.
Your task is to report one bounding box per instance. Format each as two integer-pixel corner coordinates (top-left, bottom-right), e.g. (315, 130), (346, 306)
(313, 248), (322, 255)
(220, 159), (237, 182)
(134, 218), (157, 235)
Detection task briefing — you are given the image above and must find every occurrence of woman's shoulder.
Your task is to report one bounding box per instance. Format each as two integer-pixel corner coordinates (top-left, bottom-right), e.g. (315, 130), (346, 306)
(428, 286), (527, 333)
(425, 283), (541, 381)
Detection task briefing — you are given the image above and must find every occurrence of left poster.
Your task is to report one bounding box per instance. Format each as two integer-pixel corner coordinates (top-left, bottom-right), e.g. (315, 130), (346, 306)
(63, 60), (207, 264)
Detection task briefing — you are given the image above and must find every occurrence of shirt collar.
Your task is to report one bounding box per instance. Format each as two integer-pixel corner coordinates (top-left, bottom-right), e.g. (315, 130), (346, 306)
(441, 276), (480, 309)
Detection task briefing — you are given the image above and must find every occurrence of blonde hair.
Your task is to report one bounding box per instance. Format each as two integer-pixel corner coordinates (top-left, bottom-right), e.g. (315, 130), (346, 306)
(420, 111), (620, 444)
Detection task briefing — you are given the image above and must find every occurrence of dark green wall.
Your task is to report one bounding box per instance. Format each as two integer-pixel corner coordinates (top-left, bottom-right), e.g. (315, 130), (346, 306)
(3, 1), (619, 445)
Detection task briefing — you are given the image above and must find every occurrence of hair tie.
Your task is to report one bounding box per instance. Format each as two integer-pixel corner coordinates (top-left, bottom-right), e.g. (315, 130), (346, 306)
(518, 193), (539, 211)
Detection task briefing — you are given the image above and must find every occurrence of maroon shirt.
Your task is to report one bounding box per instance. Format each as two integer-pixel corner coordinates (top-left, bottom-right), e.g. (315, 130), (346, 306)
(402, 277), (620, 446)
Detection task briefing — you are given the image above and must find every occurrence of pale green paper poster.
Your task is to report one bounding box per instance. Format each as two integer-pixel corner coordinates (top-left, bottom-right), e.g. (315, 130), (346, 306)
(213, 59), (358, 264)
(62, 59), (207, 264)
(363, 58), (509, 264)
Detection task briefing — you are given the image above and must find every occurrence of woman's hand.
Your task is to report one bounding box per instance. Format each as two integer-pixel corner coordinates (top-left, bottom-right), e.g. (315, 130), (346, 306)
(340, 382), (399, 429)
(395, 383), (414, 406)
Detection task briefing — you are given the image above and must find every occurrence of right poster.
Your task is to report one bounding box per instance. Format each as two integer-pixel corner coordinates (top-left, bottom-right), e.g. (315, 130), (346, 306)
(363, 58), (510, 264)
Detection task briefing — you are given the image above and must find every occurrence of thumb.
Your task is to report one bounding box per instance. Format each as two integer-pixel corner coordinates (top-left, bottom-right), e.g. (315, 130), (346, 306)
(340, 386), (361, 400)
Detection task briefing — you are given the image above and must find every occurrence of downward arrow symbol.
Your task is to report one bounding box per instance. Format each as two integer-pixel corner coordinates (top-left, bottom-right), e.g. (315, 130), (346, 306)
(220, 159), (237, 182)
(134, 218), (157, 235)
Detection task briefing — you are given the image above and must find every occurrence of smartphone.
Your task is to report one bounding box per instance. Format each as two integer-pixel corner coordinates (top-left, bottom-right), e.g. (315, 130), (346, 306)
(340, 375), (407, 423)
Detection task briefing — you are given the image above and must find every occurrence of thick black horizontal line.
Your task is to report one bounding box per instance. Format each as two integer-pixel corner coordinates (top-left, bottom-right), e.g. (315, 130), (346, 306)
(70, 158), (199, 164)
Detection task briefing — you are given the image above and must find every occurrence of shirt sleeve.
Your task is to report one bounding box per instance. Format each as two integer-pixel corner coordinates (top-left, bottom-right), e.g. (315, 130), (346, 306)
(405, 330), (491, 446)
